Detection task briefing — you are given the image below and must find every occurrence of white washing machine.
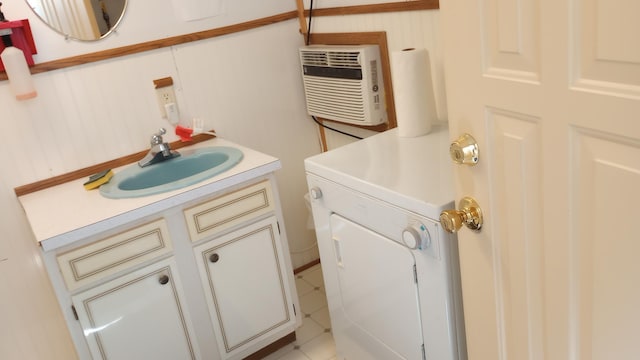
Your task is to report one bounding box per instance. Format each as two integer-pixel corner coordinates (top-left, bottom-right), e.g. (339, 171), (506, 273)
(305, 126), (466, 360)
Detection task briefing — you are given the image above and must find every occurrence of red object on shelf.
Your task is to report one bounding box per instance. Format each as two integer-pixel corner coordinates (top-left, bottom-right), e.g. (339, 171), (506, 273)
(0, 19), (37, 71)
(175, 125), (195, 142)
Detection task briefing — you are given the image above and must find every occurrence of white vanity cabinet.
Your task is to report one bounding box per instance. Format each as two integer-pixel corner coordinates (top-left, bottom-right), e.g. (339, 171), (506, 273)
(47, 217), (200, 360)
(18, 139), (300, 360)
(70, 258), (198, 360)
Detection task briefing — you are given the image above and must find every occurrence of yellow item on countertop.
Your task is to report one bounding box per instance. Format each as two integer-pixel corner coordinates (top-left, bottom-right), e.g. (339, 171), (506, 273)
(83, 169), (114, 190)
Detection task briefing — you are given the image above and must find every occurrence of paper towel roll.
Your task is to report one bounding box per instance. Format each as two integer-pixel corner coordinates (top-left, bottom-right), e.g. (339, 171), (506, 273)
(391, 48), (437, 137)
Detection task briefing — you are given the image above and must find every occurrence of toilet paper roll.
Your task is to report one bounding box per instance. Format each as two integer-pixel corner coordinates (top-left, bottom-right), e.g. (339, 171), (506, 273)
(391, 48), (437, 137)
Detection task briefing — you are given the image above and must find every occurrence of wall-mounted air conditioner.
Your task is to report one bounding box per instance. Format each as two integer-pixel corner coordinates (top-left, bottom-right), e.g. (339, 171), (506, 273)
(299, 44), (387, 126)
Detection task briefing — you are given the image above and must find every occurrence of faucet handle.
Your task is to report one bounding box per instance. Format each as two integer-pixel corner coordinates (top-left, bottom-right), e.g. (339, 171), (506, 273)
(150, 128), (167, 145)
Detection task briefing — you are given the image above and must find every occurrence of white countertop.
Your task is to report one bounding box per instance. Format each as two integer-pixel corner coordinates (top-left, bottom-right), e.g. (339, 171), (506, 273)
(304, 126), (454, 220)
(19, 137), (281, 251)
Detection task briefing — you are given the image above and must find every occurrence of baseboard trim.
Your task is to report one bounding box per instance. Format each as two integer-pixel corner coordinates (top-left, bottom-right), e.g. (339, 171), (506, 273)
(243, 331), (296, 360)
(294, 259), (321, 274)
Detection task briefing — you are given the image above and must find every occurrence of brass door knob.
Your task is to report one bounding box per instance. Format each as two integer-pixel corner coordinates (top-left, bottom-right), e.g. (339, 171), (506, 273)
(440, 197), (483, 233)
(450, 133), (479, 165)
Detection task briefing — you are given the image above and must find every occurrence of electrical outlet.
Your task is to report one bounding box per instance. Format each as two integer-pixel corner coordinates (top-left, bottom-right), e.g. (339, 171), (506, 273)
(153, 77), (178, 119)
(156, 85), (176, 118)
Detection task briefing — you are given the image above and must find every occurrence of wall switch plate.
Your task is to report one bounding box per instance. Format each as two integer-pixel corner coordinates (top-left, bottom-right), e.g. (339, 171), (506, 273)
(153, 77), (177, 119)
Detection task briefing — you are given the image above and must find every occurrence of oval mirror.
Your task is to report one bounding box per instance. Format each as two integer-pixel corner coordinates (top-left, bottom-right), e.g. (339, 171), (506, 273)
(25, 0), (127, 41)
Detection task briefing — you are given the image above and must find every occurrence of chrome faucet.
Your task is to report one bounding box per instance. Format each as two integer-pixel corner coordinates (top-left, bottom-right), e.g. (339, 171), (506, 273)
(138, 128), (180, 167)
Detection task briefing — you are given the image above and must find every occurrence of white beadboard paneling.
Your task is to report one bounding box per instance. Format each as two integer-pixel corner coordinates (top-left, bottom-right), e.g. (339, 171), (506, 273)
(323, 122), (379, 150)
(0, 96), (40, 183)
(60, 51), (180, 163)
(3, 49), (179, 184)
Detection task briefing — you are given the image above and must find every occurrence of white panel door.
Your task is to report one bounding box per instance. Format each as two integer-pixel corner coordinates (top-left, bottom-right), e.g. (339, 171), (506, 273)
(441, 1), (640, 359)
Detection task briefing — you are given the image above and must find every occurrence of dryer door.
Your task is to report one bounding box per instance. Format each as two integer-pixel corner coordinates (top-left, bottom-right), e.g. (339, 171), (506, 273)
(330, 214), (424, 360)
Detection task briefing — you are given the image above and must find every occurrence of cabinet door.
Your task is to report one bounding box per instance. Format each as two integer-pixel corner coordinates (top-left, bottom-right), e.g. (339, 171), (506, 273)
(195, 216), (296, 359)
(71, 258), (198, 360)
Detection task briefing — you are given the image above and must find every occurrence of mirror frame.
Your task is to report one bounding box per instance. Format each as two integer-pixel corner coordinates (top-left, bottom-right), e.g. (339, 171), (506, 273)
(25, 0), (127, 41)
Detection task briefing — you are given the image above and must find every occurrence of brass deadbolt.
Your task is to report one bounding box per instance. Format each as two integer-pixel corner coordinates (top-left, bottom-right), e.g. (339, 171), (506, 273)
(449, 133), (479, 166)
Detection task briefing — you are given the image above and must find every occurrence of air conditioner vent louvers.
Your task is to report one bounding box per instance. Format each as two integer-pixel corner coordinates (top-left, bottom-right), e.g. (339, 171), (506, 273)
(327, 51), (361, 68)
(300, 51), (362, 69)
(300, 51), (328, 66)
(299, 45), (386, 126)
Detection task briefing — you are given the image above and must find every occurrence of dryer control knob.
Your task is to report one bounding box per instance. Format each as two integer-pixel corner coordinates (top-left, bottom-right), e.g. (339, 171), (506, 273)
(310, 187), (323, 200)
(402, 223), (431, 250)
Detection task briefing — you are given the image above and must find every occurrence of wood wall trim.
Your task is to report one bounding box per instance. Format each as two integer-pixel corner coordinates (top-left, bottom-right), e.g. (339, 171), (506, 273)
(1, 1), (438, 81)
(295, 0), (310, 44)
(0, 11), (298, 81)
(305, 0), (439, 17)
(14, 133), (216, 197)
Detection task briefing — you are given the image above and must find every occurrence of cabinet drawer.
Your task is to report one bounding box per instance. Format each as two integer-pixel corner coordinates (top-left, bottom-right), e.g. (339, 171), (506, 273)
(57, 219), (173, 291)
(184, 180), (275, 242)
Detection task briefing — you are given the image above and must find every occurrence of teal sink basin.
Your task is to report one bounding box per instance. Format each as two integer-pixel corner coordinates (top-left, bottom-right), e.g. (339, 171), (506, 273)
(100, 146), (243, 199)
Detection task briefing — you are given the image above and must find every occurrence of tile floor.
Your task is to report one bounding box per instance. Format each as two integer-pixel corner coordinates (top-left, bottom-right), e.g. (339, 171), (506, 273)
(262, 264), (337, 360)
